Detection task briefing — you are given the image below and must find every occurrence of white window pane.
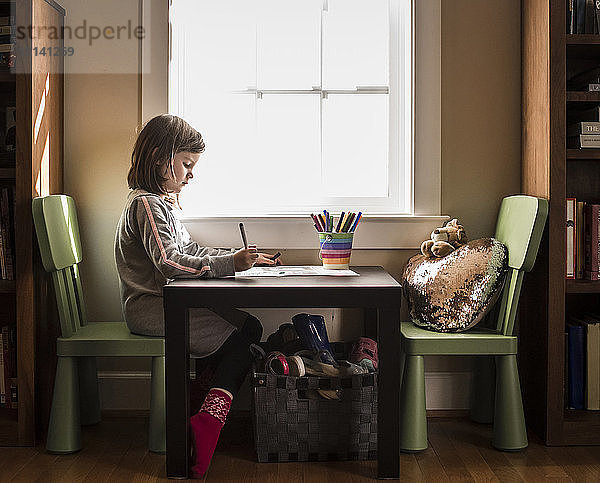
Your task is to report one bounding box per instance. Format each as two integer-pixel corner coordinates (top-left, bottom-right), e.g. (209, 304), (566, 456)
(180, 93), (257, 214)
(257, 0), (321, 89)
(323, 0), (389, 89)
(322, 95), (388, 197)
(256, 95), (321, 208)
(179, 1), (255, 91)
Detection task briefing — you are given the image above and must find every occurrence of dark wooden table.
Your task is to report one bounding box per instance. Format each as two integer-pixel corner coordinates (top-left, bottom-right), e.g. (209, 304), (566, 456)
(164, 266), (402, 479)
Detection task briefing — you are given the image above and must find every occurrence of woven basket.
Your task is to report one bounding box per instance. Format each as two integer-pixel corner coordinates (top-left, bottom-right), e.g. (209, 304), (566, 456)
(251, 343), (377, 462)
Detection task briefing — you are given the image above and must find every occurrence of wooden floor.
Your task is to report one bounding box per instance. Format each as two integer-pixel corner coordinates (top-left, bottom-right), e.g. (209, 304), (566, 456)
(1, 416), (600, 482)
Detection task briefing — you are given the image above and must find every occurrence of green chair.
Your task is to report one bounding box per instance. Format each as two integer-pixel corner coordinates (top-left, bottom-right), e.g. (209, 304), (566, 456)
(399, 195), (548, 452)
(32, 195), (166, 454)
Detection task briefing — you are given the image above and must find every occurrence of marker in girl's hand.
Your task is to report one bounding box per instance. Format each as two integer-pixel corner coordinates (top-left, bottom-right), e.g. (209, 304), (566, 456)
(239, 222), (248, 249)
(271, 252), (281, 261)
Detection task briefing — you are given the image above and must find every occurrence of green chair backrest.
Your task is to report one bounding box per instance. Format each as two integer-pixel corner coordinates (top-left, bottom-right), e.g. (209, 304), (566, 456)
(493, 195), (548, 335)
(32, 195), (88, 338)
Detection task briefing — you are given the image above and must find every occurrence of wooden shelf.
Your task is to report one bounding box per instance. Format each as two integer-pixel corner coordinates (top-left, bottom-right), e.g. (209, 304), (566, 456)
(567, 91), (600, 102)
(566, 35), (600, 44)
(521, 0), (600, 447)
(566, 279), (600, 293)
(566, 35), (600, 58)
(567, 149), (600, 160)
(562, 410), (600, 444)
(565, 408), (600, 421)
(0, 0), (66, 448)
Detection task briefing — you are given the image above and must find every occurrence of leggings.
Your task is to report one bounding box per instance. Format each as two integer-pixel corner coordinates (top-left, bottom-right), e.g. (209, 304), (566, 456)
(203, 314), (263, 396)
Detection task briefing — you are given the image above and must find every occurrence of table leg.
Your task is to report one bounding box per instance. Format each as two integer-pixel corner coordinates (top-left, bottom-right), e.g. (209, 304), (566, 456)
(377, 307), (400, 479)
(165, 295), (190, 479)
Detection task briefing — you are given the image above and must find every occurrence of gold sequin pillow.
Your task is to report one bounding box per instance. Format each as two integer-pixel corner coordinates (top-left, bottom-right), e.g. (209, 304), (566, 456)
(402, 238), (508, 332)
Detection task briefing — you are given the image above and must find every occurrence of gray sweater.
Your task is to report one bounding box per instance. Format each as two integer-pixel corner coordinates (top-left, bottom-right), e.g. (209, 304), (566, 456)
(114, 189), (245, 356)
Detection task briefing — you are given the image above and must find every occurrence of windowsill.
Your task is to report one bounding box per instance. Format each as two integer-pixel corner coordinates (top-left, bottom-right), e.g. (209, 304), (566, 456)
(181, 214), (450, 249)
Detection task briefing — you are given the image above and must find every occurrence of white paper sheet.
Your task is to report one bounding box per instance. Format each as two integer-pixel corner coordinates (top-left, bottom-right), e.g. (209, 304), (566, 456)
(235, 265), (359, 277)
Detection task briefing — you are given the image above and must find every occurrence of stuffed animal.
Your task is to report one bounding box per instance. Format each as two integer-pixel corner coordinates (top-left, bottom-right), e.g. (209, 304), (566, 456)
(420, 219), (468, 258)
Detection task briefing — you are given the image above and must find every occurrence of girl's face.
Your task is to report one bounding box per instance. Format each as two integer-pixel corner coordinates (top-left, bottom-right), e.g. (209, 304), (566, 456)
(161, 151), (200, 194)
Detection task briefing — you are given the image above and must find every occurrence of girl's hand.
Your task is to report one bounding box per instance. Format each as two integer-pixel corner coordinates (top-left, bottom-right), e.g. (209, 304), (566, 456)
(233, 247), (259, 271)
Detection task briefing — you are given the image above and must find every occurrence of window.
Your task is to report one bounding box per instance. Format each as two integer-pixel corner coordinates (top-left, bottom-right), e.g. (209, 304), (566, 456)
(169, 0), (412, 216)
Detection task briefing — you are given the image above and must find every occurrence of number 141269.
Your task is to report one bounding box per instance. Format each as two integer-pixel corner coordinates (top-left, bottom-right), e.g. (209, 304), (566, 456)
(33, 47), (75, 56)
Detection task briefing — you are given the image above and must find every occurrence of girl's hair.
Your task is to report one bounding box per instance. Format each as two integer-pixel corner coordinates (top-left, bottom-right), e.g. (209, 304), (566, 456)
(128, 114), (205, 196)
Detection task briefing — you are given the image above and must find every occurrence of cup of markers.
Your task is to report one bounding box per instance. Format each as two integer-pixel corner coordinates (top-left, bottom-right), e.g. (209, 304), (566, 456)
(311, 210), (362, 270)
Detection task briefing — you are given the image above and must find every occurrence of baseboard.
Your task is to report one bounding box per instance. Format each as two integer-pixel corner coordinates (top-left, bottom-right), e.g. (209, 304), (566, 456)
(101, 408), (472, 419)
(101, 409), (150, 419)
(98, 370), (472, 412)
(426, 409), (470, 418)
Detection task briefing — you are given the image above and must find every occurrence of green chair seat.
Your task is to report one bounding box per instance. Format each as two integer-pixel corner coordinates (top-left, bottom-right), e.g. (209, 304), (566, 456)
(400, 322), (517, 355)
(33, 195), (166, 455)
(57, 322), (165, 357)
(399, 195), (548, 454)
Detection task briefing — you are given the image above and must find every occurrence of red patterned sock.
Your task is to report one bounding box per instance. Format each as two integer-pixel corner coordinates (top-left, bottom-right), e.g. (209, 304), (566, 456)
(190, 388), (232, 478)
(190, 361), (216, 414)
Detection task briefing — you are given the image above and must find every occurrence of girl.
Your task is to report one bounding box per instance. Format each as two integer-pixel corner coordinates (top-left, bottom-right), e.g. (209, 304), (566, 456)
(114, 114), (280, 477)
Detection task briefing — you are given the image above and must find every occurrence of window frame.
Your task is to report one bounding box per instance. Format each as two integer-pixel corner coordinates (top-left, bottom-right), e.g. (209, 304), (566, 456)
(140, 0), (444, 249)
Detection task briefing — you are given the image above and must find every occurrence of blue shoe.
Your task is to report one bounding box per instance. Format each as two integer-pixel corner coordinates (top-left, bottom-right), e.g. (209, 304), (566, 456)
(265, 323), (304, 355)
(292, 313), (336, 365)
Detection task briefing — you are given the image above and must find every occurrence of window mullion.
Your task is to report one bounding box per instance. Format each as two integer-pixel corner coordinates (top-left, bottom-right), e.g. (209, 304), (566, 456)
(320, 1), (325, 191)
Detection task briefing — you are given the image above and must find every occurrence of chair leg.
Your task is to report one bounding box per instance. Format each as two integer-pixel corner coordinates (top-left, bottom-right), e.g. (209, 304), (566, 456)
(399, 350), (406, 390)
(493, 355), (528, 451)
(400, 355), (428, 452)
(149, 355), (166, 453)
(78, 356), (101, 426)
(47, 357), (82, 454)
(470, 356), (495, 424)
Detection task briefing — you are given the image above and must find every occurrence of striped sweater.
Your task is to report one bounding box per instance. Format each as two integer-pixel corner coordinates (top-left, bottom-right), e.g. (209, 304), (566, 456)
(114, 189), (240, 354)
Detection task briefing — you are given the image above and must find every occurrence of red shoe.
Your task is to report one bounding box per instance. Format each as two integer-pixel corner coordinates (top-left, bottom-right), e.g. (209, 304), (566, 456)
(348, 337), (378, 372)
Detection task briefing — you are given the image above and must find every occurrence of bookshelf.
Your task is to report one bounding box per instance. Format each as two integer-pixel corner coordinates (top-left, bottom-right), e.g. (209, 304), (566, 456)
(521, 0), (600, 445)
(0, 0), (64, 446)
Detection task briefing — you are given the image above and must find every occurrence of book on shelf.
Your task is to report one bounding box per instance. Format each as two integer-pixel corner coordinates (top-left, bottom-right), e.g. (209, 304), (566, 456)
(577, 201), (585, 279)
(1, 326), (16, 409)
(568, 135), (600, 149)
(5, 106), (15, 152)
(567, 320), (586, 409)
(568, 122), (600, 136)
(1, 188), (14, 280)
(0, 51), (15, 70)
(0, 330), (4, 406)
(584, 203), (600, 280)
(585, 0), (596, 33)
(0, 17), (13, 27)
(568, 0), (575, 34)
(588, 84), (600, 92)
(582, 314), (600, 410)
(0, 187), (16, 281)
(577, 0), (586, 33)
(567, 198), (576, 279)
(0, 44), (13, 54)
